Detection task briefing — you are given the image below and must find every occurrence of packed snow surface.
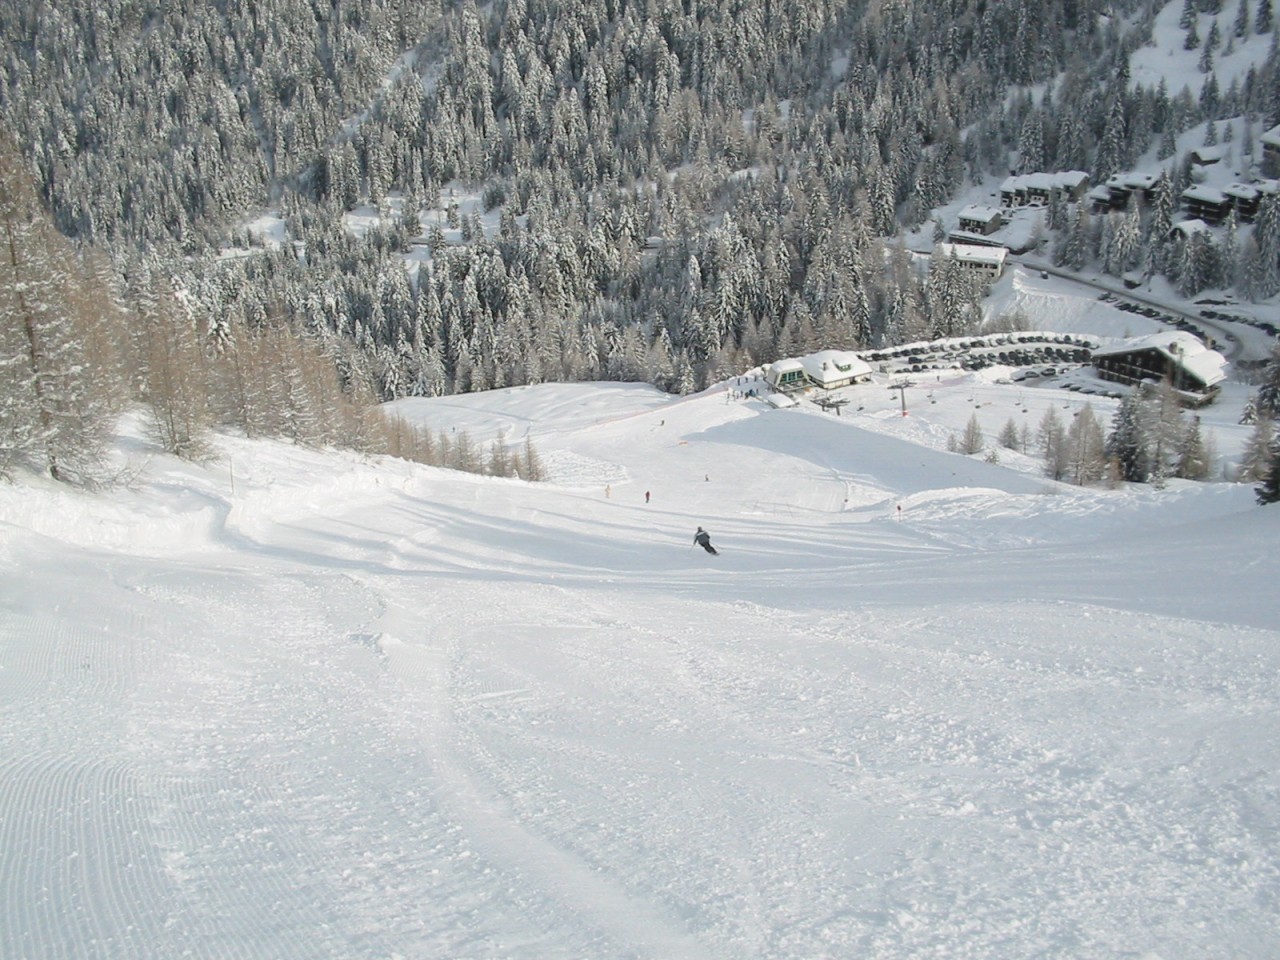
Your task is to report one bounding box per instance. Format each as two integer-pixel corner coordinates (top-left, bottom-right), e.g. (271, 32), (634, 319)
(2, 375), (1278, 959)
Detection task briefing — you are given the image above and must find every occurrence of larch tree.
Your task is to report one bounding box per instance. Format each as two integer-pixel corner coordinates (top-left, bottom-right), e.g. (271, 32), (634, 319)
(1066, 403), (1107, 485)
(1038, 406), (1069, 481)
(0, 132), (119, 483)
(133, 270), (214, 460)
(998, 417), (1021, 450)
(961, 413), (985, 455)
(1146, 378), (1189, 488)
(1175, 414), (1211, 480)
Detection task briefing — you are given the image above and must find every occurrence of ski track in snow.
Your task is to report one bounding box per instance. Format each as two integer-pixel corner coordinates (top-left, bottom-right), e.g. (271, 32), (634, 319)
(2, 380), (1279, 958)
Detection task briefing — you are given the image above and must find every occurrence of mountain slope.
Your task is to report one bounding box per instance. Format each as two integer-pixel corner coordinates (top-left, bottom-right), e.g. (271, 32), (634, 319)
(1, 381), (1278, 958)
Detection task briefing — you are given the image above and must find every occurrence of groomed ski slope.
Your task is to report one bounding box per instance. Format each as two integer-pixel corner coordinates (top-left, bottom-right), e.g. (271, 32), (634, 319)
(1, 377), (1278, 959)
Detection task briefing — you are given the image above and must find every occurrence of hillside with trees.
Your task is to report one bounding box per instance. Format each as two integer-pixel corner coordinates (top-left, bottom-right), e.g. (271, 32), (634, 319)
(1, 0), (1279, 483)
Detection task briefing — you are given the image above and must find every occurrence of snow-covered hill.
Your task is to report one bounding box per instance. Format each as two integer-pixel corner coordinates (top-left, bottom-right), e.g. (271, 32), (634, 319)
(1, 367), (1278, 958)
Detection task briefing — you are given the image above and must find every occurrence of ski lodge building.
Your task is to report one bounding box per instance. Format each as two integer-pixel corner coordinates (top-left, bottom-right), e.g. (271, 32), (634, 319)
(1090, 332), (1226, 405)
(765, 350), (873, 393)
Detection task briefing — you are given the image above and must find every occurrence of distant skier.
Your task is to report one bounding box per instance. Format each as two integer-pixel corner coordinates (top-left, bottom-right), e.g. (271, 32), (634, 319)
(693, 526), (719, 555)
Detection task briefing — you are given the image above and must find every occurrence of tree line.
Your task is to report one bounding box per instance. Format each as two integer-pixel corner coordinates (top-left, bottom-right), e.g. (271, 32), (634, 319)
(0, 133), (545, 485)
(946, 346), (1280, 499)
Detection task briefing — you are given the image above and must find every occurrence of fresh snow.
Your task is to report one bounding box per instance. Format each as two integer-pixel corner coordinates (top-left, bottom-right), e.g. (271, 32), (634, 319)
(2, 354), (1278, 958)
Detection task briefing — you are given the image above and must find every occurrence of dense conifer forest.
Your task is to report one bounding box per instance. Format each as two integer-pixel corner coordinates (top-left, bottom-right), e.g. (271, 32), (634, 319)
(2, 0), (1279, 482)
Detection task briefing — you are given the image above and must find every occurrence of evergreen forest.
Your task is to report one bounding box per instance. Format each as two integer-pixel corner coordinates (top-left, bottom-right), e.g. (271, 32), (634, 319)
(2, 0), (1280, 483)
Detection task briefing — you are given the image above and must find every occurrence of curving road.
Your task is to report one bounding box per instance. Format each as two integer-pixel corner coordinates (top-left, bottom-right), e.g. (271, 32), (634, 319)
(1015, 258), (1252, 361)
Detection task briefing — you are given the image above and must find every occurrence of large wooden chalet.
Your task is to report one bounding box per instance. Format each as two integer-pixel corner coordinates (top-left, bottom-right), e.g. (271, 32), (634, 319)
(1091, 332), (1226, 406)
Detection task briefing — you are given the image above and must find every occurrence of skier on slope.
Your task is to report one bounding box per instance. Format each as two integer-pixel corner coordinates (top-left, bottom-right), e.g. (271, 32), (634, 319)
(693, 526), (719, 555)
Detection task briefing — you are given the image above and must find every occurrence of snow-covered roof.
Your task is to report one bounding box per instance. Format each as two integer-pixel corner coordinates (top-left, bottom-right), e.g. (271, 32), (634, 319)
(1000, 170), (1089, 193)
(769, 358), (805, 374)
(1107, 171), (1163, 191)
(958, 204), (1002, 222)
(1092, 332), (1226, 388)
(1180, 349), (1229, 389)
(1170, 218), (1210, 236)
(1223, 182), (1259, 201)
(800, 350), (873, 381)
(939, 243), (1008, 266)
(1181, 185), (1228, 203)
(1260, 124), (1280, 148)
(1191, 145), (1224, 164)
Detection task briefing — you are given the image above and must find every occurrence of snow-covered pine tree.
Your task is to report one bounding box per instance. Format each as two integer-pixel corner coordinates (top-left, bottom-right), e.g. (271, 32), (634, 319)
(1177, 230), (1218, 297)
(1257, 442), (1280, 504)
(1093, 93), (1129, 181)
(1249, 195), (1280, 299)
(1108, 207), (1142, 277)
(1235, 0), (1252, 37)
(1053, 204), (1090, 271)
(1179, 0), (1197, 30)
(1185, 15), (1202, 50)
(1016, 110), (1046, 174)
(1106, 391), (1150, 483)
(1199, 21), (1220, 74)
(1256, 345), (1280, 416)
(926, 248), (969, 339)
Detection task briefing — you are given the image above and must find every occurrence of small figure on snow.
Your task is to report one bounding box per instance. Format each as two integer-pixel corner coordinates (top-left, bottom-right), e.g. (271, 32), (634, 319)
(693, 526), (719, 555)
(645, 490), (651, 503)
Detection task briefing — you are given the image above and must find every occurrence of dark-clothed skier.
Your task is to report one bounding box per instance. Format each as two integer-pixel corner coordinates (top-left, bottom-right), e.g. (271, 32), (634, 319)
(693, 526), (719, 555)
